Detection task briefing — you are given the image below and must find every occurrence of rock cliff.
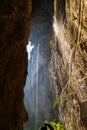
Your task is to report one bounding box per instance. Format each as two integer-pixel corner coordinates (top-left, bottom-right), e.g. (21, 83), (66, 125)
(0, 0), (87, 130)
(50, 0), (87, 130)
(0, 0), (32, 129)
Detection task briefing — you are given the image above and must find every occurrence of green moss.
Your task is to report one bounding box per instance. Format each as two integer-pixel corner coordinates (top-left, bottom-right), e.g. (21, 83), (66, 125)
(53, 99), (59, 109)
(40, 120), (65, 130)
(74, 41), (81, 48)
(49, 40), (53, 46)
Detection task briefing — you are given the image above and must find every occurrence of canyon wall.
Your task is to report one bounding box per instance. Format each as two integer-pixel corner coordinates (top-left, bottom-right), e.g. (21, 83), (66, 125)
(0, 0), (32, 129)
(0, 0), (87, 130)
(50, 0), (87, 130)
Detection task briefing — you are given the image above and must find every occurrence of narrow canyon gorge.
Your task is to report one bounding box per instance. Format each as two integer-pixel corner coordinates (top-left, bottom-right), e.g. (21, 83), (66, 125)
(0, 0), (87, 130)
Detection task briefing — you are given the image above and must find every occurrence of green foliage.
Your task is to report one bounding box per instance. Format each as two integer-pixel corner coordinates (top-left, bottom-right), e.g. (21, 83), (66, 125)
(74, 41), (81, 48)
(49, 40), (53, 46)
(43, 120), (65, 130)
(53, 99), (59, 109)
(73, 15), (78, 20)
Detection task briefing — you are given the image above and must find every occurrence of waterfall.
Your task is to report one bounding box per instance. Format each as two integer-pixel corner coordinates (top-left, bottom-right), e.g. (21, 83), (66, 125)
(35, 44), (39, 129)
(24, 40), (55, 130)
(53, 16), (70, 61)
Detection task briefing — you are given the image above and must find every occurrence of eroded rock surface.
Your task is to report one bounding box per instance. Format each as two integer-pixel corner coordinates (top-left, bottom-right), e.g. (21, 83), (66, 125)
(50, 0), (87, 130)
(0, 1), (32, 129)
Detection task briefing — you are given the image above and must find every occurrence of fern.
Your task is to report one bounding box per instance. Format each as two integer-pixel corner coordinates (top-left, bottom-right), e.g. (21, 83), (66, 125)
(40, 121), (65, 130)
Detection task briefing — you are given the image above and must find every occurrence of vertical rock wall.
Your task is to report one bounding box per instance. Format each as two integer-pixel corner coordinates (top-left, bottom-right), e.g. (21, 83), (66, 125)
(0, 0), (32, 129)
(50, 0), (87, 130)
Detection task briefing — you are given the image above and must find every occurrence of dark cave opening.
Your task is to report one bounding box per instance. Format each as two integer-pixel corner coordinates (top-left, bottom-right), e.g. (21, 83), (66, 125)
(24, 0), (56, 130)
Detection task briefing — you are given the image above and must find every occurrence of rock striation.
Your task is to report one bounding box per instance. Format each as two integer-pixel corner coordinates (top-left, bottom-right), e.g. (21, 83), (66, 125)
(50, 0), (87, 130)
(0, 0), (32, 129)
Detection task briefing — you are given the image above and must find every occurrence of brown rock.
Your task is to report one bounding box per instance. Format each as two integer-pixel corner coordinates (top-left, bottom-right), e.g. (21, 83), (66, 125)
(50, 0), (87, 130)
(0, 0), (32, 129)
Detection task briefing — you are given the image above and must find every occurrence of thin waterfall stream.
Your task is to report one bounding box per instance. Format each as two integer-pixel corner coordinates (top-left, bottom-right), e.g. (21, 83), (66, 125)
(24, 0), (55, 130)
(35, 44), (39, 129)
(24, 40), (55, 130)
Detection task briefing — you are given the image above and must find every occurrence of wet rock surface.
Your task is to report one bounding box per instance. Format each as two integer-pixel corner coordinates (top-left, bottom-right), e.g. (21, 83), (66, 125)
(50, 0), (87, 130)
(0, 0), (87, 130)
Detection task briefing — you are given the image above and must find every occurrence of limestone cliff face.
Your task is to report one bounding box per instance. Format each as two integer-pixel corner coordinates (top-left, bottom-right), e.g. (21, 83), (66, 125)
(50, 0), (87, 130)
(0, 0), (32, 129)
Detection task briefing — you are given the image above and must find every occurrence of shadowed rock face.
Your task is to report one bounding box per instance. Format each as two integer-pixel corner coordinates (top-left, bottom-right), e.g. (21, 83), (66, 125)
(0, 0), (32, 129)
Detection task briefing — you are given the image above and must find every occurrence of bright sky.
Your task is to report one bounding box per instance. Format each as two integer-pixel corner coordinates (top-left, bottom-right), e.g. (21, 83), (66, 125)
(26, 41), (34, 60)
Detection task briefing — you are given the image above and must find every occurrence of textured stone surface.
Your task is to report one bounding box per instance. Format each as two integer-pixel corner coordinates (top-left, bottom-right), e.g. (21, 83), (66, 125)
(50, 0), (87, 130)
(1, 0), (87, 129)
(0, 0), (32, 129)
